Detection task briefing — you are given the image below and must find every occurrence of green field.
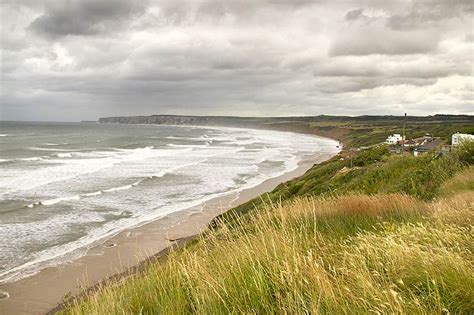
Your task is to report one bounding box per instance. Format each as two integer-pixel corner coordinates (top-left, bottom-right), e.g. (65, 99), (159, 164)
(61, 119), (474, 314)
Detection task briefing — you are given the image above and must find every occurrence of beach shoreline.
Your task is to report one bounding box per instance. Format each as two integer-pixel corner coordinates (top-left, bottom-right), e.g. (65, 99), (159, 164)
(0, 129), (339, 315)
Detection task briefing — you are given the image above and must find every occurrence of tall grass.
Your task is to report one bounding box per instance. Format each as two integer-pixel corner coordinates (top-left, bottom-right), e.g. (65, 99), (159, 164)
(63, 190), (474, 314)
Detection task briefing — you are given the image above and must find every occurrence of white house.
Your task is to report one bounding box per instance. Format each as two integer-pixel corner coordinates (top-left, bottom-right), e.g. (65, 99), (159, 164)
(452, 133), (474, 146)
(385, 134), (403, 145)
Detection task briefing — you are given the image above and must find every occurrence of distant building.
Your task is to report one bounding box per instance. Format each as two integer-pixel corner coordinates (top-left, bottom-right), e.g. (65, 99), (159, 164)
(403, 139), (416, 147)
(403, 138), (427, 147)
(452, 133), (474, 146)
(385, 134), (403, 145)
(413, 139), (442, 157)
(413, 148), (427, 157)
(405, 137), (430, 147)
(389, 146), (402, 154)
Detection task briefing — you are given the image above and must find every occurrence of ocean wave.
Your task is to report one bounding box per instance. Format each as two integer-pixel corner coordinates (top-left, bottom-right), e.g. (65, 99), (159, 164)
(82, 191), (103, 197)
(21, 149), (241, 209)
(103, 180), (141, 193)
(2, 154), (74, 163)
(28, 146), (78, 152)
(22, 157), (46, 161)
(55, 153), (73, 158)
(167, 143), (210, 149)
(26, 179), (144, 208)
(1, 146), (200, 194)
(27, 195), (81, 208)
(165, 136), (190, 140)
(0, 157), (46, 164)
(166, 135), (233, 143)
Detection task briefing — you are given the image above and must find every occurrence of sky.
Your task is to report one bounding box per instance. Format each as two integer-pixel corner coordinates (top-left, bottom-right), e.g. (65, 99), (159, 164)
(1, 0), (473, 121)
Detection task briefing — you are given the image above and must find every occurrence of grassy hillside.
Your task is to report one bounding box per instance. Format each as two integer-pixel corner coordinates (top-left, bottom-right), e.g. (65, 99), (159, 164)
(61, 141), (473, 314)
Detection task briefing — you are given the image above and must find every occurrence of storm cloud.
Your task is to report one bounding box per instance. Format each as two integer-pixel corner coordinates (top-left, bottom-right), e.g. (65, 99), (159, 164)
(1, 0), (472, 121)
(29, 2), (146, 37)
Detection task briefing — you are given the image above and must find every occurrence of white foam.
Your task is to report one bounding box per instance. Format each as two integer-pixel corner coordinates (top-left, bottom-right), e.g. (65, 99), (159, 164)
(23, 148), (246, 209)
(0, 146), (194, 194)
(83, 191), (102, 197)
(41, 195), (81, 206)
(103, 184), (134, 193)
(22, 157), (45, 161)
(0, 156), (47, 163)
(56, 153), (73, 158)
(28, 147), (76, 152)
(167, 143), (210, 149)
(27, 181), (142, 208)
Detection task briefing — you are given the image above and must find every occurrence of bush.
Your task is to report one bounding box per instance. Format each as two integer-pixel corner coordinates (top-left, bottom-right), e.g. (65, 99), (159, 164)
(452, 140), (474, 165)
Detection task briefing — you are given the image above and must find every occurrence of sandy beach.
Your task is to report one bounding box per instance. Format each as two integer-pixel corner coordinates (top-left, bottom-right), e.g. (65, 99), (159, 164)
(0, 138), (337, 315)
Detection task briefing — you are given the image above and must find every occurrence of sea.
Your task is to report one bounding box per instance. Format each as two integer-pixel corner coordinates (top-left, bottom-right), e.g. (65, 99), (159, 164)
(0, 121), (339, 283)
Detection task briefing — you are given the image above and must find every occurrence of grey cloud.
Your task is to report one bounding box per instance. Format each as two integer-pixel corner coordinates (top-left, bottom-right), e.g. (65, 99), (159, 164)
(314, 61), (382, 78)
(331, 0), (473, 57)
(345, 8), (365, 21)
(387, 0), (473, 30)
(329, 29), (440, 56)
(312, 56), (471, 92)
(313, 76), (438, 94)
(138, 0), (319, 27)
(28, 0), (147, 37)
(314, 59), (470, 79)
(465, 34), (474, 42)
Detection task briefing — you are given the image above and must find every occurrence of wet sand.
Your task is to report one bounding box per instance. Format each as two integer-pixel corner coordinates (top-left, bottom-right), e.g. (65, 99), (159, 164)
(0, 146), (337, 315)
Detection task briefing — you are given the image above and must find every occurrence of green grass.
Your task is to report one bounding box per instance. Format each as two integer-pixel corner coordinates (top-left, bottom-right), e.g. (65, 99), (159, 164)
(61, 141), (474, 315)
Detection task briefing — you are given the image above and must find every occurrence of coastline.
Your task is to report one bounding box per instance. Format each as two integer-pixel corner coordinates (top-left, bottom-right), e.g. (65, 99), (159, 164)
(0, 129), (339, 315)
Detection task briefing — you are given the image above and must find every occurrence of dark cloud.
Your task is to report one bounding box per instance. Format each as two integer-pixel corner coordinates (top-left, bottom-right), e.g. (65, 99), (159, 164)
(329, 29), (440, 56)
(29, 0), (147, 37)
(331, 0), (473, 56)
(387, 0), (473, 30)
(345, 8), (365, 21)
(313, 76), (438, 94)
(465, 34), (474, 42)
(314, 58), (470, 80)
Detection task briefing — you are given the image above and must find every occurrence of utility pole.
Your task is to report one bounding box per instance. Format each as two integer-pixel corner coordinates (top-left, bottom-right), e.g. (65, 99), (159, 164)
(350, 148), (353, 168)
(402, 113), (406, 155)
(432, 129), (435, 152)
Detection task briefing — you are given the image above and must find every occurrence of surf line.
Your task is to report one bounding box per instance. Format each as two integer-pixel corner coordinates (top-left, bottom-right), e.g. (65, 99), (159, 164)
(26, 180), (143, 208)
